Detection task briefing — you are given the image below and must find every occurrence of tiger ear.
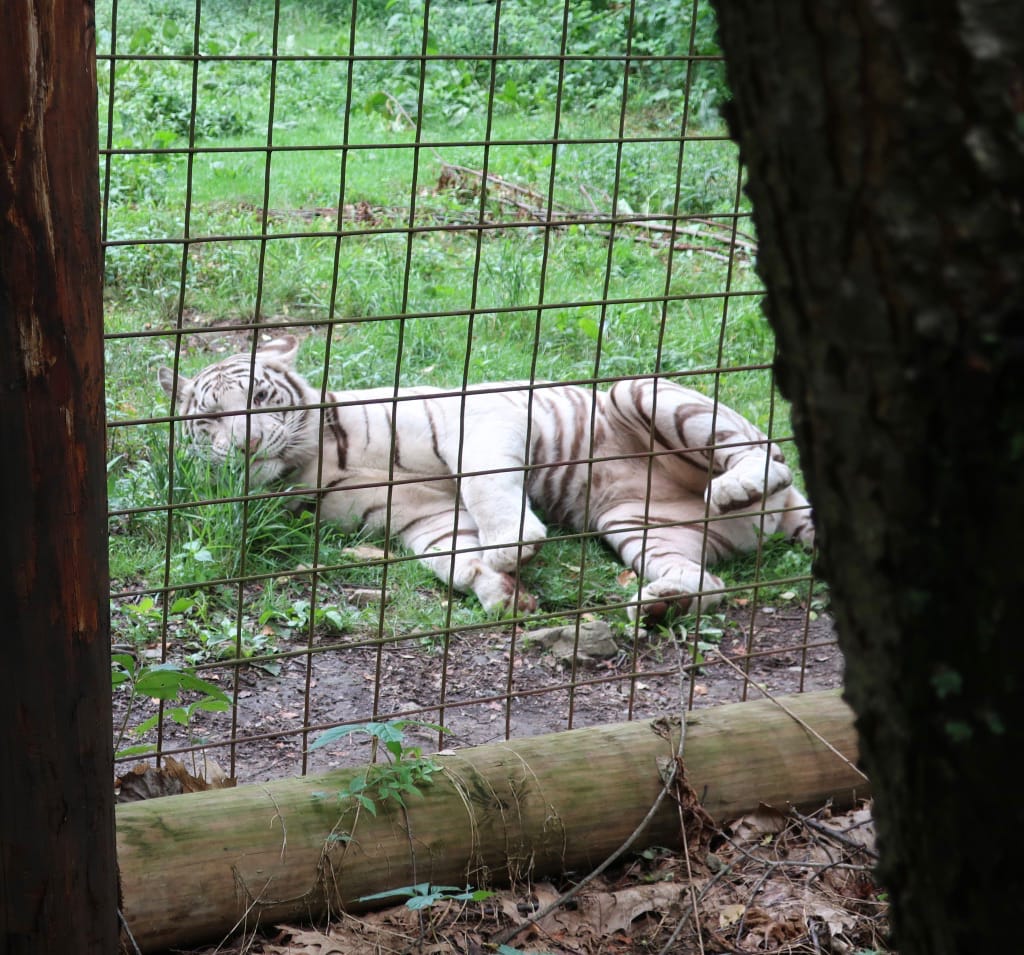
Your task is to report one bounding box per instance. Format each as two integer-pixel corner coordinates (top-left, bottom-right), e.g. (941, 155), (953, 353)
(158, 365), (193, 405)
(258, 335), (299, 367)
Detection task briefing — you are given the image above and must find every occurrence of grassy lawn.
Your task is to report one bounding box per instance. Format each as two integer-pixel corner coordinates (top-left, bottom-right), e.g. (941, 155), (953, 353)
(99, 0), (816, 667)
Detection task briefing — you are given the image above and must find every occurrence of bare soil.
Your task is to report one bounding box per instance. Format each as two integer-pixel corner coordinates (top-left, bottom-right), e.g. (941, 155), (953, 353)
(114, 604), (843, 785)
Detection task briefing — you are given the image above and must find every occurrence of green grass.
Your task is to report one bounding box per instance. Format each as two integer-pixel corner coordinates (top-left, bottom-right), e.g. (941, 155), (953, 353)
(99, 0), (815, 659)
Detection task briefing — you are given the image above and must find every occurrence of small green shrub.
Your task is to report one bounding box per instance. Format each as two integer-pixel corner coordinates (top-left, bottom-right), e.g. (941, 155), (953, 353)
(311, 719), (446, 814)
(111, 654), (230, 757)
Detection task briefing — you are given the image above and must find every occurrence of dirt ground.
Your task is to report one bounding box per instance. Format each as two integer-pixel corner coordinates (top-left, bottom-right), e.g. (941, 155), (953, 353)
(113, 603), (844, 785)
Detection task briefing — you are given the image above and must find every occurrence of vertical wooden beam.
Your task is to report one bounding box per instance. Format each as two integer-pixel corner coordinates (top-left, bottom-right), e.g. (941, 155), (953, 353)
(0, 1), (118, 951)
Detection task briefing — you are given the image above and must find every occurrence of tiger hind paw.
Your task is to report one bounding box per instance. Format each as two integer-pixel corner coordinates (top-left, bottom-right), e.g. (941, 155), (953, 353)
(708, 458), (792, 515)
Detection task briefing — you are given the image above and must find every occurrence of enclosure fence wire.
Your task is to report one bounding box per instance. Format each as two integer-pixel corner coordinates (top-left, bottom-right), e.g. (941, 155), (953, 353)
(100, 0), (829, 797)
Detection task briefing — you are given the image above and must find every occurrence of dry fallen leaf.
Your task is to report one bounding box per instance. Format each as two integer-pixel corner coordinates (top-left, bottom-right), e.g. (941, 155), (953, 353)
(719, 903), (746, 928)
(263, 926), (348, 954)
(342, 545), (389, 562)
(497, 882), (682, 940)
(115, 756), (235, 802)
(727, 804), (788, 843)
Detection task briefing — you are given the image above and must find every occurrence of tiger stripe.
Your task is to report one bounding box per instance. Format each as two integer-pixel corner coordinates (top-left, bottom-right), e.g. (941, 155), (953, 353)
(160, 336), (814, 623)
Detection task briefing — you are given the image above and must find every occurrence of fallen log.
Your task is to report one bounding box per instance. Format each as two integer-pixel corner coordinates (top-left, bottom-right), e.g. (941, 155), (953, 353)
(117, 689), (867, 952)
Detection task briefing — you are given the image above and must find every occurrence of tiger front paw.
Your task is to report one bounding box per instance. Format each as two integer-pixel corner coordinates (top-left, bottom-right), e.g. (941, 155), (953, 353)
(480, 513), (547, 572)
(475, 570), (538, 616)
(627, 568), (725, 626)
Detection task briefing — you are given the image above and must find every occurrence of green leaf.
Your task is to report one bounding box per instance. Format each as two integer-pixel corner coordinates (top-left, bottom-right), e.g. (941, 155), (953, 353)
(132, 664), (229, 704)
(406, 894), (441, 910)
(170, 670), (230, 700)
(128, 26), (153, 52)
(166, 706), (191, 727)
(343, 774), (368, 795)
(134, 714), (161, 735)
(133, 668), (189, 700)
(363, 91), (389, 115)
(308, 723), (363, 751)
(323, 608), (347, 629)
(251, 660), (282, 677)
(126, 596), (157, 617)
(116, 742), (158, 758)
(191, 697), (231, 714)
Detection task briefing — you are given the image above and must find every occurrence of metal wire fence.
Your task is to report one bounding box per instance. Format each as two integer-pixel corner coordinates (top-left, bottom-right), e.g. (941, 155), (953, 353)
(99, 0), (834, 785)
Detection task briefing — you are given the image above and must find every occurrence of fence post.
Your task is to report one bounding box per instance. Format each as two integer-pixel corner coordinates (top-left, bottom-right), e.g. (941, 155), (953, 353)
(0, 1), (119, 951)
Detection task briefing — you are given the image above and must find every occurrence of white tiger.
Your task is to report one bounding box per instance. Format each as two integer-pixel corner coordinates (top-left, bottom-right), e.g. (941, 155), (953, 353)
(159, 335), (813, 623)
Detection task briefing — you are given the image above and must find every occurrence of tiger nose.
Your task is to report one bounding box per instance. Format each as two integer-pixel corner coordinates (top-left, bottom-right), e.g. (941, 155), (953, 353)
(248, 434), (262, 453)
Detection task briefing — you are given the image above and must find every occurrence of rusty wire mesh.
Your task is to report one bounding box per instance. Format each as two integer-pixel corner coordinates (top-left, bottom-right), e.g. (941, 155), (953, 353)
(99, 0), (834, 786)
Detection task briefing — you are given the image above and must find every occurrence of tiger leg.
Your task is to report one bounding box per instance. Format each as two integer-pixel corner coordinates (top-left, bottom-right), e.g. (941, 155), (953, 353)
(605, 379), (797, 536)
(597, 506), (726, 624)
(457, 452), (547, 573)
(628, 487), (814, 623)
(397, 505), (538, 614)
(778, 485), (816, 548)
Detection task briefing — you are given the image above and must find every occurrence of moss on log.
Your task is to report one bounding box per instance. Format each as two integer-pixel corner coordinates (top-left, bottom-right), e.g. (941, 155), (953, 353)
(117, 689), (866, 951)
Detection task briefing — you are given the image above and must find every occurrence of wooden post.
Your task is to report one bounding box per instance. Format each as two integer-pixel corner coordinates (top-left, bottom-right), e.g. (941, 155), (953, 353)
(118, 690), (866, 952)
(0, 1), (119, 952)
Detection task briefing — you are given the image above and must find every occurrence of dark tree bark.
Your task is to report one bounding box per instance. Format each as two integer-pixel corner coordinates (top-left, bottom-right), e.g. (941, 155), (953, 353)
(0, 1), (119, 952)
(709, 2), (1024, 952)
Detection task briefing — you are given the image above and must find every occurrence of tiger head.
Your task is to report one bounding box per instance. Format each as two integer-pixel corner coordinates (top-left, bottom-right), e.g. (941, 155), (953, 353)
(158, 335), (316, 482)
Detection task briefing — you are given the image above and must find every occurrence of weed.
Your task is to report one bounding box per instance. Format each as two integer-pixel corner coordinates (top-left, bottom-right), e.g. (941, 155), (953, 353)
(258, 593), (351, 635)
(111, 653), (230, 758)
(111, 591), (283, 671)
(358, 882), (495, 911)
(310, 719), (446, 816)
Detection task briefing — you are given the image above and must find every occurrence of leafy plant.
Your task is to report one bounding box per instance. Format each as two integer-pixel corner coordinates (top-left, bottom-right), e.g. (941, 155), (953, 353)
(358, 882), (495, 910)
(258, 591), (352, 635)
(310, 719), (446, 815)
(111, 654), (230, 758)
(115, 593), (193, 647)
(112, 590), (283, 673)
(178, 611), (281, 671)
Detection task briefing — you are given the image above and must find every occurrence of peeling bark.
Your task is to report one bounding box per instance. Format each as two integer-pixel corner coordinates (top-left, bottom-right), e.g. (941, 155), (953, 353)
(0, 1), (117, 951)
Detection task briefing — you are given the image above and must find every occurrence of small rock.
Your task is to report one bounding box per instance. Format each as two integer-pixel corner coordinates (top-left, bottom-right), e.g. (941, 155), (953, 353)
(526, 621), (619, 663)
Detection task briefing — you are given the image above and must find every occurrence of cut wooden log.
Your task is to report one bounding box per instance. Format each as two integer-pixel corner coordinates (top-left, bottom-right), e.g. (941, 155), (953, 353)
(117, 689), (867, 952)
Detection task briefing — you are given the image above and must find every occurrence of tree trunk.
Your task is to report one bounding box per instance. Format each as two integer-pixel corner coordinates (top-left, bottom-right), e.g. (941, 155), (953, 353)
(0, 2), (118, 952)
(117, 690), (864, 953)
(709, 3), (1024, 952)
